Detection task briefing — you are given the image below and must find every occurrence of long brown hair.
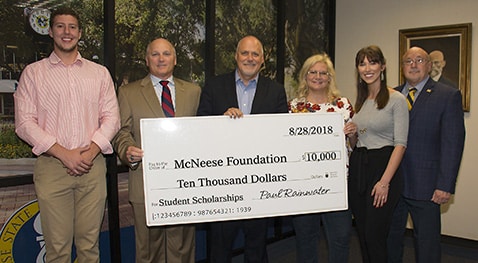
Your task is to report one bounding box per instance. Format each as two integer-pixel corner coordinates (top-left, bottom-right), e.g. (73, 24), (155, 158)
(354, 45), (389, 113)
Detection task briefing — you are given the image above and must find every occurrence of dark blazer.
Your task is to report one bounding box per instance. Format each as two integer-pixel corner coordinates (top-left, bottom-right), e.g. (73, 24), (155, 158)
(395, 78), (465, 200)
(196, 70), (287, 263)
(114, 75), (201, 203)
(437, 75), (457, 89)
(197, 71), (288, 116)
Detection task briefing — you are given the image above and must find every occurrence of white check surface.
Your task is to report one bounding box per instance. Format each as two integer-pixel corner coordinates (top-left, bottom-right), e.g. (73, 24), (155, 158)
(140, 113), (348, 226)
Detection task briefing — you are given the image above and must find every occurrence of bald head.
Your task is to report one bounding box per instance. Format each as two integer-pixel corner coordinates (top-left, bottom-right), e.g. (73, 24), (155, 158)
(403, 46), (429, 61)
(430, 50), (444, 61)
(236, 36), (264, 56)
(145, 38), (177, 79)
(146, 38), (176, 58)
(235, 35), (265, 83)
(402, 46), (432, 86)
(429, 50), (446, 78)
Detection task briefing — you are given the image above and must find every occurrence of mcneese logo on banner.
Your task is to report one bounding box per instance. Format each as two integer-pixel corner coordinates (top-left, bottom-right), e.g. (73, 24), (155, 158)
(0, 200), (46, 262)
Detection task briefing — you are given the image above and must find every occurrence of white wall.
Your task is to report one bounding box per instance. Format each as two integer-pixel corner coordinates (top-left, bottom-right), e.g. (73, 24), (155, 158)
(335, 0), (478, 240)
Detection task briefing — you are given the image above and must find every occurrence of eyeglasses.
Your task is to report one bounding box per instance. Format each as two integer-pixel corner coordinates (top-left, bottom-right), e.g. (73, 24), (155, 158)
(403, 58), (428, 66)
(307, 70), (330, 77)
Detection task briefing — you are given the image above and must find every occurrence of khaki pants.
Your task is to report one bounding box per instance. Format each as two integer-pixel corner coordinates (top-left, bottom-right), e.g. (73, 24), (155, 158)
(131, 202), (195, 263)
(34, 155), (107, 263)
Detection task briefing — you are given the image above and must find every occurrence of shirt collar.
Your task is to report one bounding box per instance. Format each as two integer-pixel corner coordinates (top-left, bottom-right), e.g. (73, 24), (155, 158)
(48, 51), (83, 65)
(235, 70), (259, 86)
(150, 75), (175, 86)
(406, 76), (429, 93)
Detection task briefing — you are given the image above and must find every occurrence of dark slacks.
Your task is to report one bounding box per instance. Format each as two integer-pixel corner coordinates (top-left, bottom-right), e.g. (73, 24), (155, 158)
(293, 209), (352, 263)
(387, 197), (442, 263)
(349, 146), (403, 263)
(209, 218), (268, 263)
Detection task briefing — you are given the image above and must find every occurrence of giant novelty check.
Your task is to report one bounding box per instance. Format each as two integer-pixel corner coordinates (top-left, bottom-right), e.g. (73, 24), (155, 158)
(140, 113), (348, 226)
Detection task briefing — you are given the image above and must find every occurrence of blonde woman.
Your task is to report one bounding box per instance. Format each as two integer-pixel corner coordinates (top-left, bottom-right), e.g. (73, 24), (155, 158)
(289, 53), (356, 263)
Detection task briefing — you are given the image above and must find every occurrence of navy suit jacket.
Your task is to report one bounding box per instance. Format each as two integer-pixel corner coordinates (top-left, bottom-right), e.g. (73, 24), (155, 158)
(437, 75), (457, 89)
(197, 71), (288, 116)
(395, 78), (465, 200)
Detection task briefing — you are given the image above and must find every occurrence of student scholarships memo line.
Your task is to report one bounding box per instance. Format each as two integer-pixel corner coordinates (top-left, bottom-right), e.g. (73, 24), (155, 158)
(156, 185), (333, 207)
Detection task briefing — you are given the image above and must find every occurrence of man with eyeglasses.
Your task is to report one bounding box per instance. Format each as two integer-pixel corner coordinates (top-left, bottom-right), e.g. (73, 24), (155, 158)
(387, 46), (465, 263)
(429, 50), (457, 89)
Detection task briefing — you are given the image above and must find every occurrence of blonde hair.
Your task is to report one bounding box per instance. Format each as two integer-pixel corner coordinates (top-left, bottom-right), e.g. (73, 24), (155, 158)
(296, 53), (340, 102)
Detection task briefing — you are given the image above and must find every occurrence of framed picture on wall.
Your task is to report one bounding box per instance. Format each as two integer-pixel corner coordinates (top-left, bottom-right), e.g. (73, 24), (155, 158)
(399, 23), (472, 111)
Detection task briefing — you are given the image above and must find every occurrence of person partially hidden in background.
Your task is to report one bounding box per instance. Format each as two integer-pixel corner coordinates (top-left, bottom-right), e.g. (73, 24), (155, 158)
(429, 50), (457, 89)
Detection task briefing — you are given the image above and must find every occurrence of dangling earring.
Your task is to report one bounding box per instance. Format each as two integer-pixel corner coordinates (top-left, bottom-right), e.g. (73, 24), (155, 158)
(359, 78), (363, 84)
(380, 71), (384, 81)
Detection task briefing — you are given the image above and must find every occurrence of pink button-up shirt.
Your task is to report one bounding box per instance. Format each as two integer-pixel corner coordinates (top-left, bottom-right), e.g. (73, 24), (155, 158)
(14, 52), (120, 156)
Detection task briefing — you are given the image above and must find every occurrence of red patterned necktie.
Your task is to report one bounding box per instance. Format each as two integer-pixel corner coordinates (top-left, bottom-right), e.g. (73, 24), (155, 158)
(160, 80), (175, 117)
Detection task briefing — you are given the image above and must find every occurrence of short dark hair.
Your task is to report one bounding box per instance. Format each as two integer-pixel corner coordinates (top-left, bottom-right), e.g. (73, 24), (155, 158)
(49, 7), (81, 29)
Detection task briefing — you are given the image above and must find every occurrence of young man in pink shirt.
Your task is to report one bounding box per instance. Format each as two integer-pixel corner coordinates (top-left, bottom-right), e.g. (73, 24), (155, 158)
(14, 7), (120, 262)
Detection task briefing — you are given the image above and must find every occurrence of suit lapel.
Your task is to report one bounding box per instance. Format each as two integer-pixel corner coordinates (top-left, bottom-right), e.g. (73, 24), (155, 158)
(214, 72), (239, 109)
(140, 77), (164, 117)
(409, 78), (435, 119)
(175, 79), (187, 116)
(395, 85), (405, 93)
(228, 73), (240, 108)
(250, 76), (263, 113)
(412, 79), (434, 110)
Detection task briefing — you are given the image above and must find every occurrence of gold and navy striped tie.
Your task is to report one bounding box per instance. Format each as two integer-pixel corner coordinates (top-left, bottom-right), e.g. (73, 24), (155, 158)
(407, 87), (417, 111)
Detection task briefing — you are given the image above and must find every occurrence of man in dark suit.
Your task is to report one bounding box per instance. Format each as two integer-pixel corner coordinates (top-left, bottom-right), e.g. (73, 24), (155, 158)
(113, 38), (201, 262)
(197, 35), (288, 262)
(429, 50), (458, 89)
(387, 46), (465, 263)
